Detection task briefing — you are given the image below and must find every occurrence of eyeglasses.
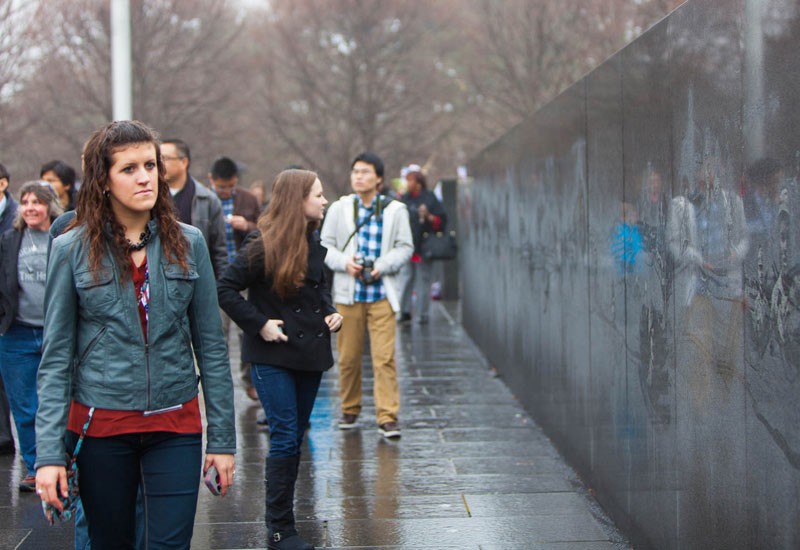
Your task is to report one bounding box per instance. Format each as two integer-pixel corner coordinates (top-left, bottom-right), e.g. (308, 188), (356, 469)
(351, 168), (376, 176)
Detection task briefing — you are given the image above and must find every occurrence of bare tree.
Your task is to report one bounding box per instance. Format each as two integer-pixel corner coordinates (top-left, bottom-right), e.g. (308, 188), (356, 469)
(2, 0), (686, 188)
(8, 0), (244, 180)
(243, 0), (468, 195)
(0, 0), (41, 180)
(463, 0), (685, 137)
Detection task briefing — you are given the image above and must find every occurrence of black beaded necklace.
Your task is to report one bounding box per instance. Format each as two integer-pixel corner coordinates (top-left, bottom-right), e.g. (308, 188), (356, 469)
(127, 225), (152, 251)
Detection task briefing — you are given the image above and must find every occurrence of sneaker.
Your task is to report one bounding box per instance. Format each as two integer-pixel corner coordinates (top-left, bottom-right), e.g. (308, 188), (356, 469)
(378, 422), (401, 439)
(338, 413), (358, 430)
(19, 475), (36, 492)
(397, 313), (412, 323)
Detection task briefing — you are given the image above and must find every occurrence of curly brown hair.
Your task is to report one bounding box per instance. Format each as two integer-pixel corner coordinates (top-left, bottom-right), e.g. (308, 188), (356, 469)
(255, 169), (320, 300)
(73, 120), (187, 279)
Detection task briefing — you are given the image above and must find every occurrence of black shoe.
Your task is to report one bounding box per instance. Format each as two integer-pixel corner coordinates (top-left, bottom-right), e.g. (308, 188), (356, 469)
(338, 413), (358, 430)
(19, 474), (36, 492)
(398, 313), (412, 323)
(378, 421), (401, 439)
(268, 531), (314, 550)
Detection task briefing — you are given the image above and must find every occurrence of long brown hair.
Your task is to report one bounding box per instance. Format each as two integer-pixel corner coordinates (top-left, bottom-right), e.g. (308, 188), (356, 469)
(74, 120), (188, 278)
(256, 169), (320, 299)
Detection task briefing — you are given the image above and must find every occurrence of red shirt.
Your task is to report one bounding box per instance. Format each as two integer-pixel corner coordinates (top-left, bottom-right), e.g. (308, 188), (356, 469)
(67, 256), (201, 437)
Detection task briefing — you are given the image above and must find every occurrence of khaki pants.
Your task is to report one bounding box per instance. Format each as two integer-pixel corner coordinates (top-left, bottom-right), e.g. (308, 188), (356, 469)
(336, 299), (399, 425)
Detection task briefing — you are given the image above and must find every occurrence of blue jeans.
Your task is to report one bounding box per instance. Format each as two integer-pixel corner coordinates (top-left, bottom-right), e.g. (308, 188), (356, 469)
(76, 432), (202, 549)
(251, 364), (322, 457)
(0, 324), (42, 474)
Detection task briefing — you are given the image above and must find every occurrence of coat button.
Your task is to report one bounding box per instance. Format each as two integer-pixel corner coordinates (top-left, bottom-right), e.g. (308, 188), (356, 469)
(294, 306), (301, 313)
(313, 307), (321, 314)
(297, 331), (305, 339)
(316, 331), (324, 338)
(313, 283), (319, 289)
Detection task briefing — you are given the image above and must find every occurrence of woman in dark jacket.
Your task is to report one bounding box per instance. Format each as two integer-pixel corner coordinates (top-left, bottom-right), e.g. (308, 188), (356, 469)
(218, 169), (342, 550)
(0, 181), (63, 490)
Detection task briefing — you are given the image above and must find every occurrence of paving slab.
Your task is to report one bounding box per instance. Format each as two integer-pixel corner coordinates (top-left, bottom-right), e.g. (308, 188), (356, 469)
(0, 300), (629, 549)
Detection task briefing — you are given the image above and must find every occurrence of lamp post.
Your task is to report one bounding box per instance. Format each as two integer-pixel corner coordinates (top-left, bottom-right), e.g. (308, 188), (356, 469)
(111, 0), (132, 121)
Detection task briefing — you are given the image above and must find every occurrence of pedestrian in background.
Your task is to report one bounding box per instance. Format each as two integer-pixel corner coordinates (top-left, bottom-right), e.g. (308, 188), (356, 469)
(398, 166), (447, 324)
(209, 156), (262, 401)
(0, 181), (63, 491)
(320, 152), (413, 438)
(218, 168), (342, 550)
(160, 138), (228, 278)
(40, 160), (77, 211)
(0, 162), (19, 458)
(35, 120), (235, 548)
(0, 163), (19, 233)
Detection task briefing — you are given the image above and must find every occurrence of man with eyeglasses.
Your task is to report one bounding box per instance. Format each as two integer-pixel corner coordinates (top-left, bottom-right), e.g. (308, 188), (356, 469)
(208, 157), (261, 401)
(320, 152), (413, 439)
(160, 139), (228, 278)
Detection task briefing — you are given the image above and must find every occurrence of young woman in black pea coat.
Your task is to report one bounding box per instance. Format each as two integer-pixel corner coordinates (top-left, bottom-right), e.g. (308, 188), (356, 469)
(218, 169), (342, 550)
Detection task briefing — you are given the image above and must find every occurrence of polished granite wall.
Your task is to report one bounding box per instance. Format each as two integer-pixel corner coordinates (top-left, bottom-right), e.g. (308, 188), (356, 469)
(462, 0), (800, 548)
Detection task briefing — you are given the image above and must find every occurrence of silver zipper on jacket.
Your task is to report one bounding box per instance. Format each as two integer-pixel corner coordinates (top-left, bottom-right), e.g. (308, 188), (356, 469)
(77, 326), (107, 366)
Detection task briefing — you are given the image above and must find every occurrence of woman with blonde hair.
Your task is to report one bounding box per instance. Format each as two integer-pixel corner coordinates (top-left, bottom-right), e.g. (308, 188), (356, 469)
(219, 169), (342, 550)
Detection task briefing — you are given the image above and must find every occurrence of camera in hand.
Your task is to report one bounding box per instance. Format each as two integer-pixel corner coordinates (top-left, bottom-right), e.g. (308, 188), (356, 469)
(356, 256), (376, 284)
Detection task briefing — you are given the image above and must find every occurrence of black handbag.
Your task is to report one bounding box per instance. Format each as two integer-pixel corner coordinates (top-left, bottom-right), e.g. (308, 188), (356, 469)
(420, 231), (457, 261)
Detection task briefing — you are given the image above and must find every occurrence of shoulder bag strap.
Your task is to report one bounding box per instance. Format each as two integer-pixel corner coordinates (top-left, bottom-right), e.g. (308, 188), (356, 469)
(340, 196), (384, 252)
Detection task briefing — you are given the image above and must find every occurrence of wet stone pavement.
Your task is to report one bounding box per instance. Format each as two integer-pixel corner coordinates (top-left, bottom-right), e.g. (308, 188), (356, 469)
(1, 301), (629, 549)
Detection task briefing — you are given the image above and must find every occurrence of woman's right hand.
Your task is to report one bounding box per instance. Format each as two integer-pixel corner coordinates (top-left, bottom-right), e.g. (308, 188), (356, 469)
(259, 319), (288, 343)
(36, 465), (68, 512)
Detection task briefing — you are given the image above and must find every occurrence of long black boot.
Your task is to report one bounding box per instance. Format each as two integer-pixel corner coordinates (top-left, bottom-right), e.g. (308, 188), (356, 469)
(266, 455), (314, 550)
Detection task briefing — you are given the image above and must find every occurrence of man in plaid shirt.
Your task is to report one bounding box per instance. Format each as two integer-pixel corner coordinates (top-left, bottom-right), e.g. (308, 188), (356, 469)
(321, 152), (413, 439)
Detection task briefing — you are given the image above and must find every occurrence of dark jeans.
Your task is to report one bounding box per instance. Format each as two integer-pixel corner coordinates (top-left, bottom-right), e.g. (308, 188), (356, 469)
(76, 432), (202, 549)
(251, 364), (322, 457)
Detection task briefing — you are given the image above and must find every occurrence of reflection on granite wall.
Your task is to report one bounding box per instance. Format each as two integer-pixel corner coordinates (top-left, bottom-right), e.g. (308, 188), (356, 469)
(462, 1), (800, 548)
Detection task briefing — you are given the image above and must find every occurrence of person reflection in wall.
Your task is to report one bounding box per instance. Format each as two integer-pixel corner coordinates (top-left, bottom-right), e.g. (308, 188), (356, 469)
(635, 165), (674, 424)
(743, 157), (786, 354)
(741, 154), (800, 486)
(610, 201), (645, 276)
(668, 157), (748, 410)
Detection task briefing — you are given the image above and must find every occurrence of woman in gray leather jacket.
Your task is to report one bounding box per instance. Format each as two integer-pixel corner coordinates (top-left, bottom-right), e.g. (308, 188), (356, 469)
(34, 120), (236, 548)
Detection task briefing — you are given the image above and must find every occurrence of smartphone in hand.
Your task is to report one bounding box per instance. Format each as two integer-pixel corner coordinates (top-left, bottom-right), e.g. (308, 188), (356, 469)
(204, 466), (221, 496)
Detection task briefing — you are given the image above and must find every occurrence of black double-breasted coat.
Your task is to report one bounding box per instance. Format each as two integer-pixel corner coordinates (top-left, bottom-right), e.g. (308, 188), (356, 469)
(217, 231), (338, 372)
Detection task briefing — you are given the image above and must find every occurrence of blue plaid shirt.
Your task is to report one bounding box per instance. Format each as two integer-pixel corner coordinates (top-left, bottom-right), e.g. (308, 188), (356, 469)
(354, 196), (386, 303)
(221, 196), (236, 265)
